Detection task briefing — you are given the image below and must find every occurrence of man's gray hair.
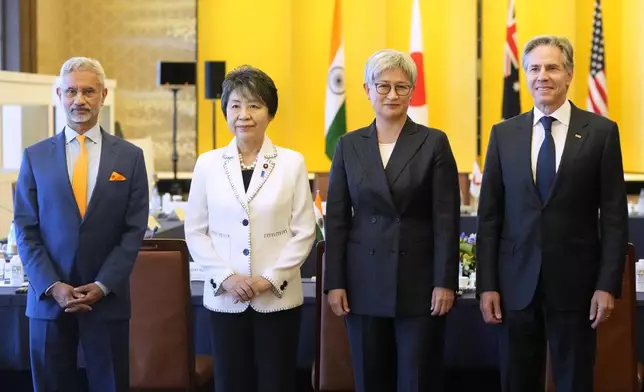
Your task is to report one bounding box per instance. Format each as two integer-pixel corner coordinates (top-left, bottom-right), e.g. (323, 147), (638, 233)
(59, 57), (106, 87)
(522, 35), (574, 73)
(364, 49), (417, 85)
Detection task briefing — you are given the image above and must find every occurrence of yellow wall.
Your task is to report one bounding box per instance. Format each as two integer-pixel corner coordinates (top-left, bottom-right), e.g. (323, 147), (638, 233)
(38, 0), (198, 172)
(482, 0), (644, 172)
(199, 0), (644, 173)
(198, 0), (476, 172)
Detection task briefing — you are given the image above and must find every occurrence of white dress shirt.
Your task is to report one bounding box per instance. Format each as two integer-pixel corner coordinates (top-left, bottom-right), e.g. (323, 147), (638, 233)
(47, 125), (109, 296)
(531, 100), (571, 183)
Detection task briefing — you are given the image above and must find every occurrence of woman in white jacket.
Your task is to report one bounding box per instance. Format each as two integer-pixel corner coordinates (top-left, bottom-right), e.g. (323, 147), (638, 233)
(185, 65), (316, 392)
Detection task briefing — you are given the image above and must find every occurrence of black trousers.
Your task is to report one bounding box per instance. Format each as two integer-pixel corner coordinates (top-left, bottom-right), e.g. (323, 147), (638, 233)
(345, 313), (446, 392)
(208, 306), (301, 392)
(499, 290), (596, 392)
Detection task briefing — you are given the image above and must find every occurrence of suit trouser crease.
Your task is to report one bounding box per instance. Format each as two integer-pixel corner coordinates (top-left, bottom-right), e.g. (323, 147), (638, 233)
(500, 292), (596, 392)
(29, 315), (129, 392)
(345, 313), (446, 392)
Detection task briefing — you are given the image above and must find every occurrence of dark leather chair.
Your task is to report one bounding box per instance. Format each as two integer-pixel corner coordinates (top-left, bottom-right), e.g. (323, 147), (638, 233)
(129, 239), (213, 391)
(314, 240), (355, 392)
(546, 243), (638, 392)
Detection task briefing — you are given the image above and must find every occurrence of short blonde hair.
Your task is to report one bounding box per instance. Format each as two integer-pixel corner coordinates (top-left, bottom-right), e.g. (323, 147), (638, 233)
(59, 57), (106, 87)
(522, 36), (574, 72)
(364, 49), (417, 85)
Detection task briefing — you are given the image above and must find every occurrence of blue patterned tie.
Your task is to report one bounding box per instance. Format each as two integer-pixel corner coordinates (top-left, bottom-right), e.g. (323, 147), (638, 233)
(536, 116), (555, 203)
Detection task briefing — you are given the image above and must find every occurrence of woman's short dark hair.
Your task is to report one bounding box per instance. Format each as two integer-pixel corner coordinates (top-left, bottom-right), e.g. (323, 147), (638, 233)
(220, 65), (278, 119)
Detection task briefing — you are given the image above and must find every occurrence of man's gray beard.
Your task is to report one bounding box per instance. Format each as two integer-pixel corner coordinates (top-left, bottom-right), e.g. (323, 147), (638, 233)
(70, 113), (92, 123)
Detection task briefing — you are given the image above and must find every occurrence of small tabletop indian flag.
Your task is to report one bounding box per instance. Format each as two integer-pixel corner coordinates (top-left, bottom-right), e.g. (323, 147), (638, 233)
(314, 190), (325, 240)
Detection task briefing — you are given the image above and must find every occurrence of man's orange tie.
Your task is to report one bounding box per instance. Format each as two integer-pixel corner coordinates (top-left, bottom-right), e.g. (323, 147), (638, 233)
(72, 135), (88, 217)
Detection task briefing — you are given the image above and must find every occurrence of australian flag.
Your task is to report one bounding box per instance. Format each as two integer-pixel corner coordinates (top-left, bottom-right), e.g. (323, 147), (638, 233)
(502, 0), (520, 120)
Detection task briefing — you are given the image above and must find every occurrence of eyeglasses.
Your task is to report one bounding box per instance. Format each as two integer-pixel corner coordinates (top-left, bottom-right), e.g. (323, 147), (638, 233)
(373, 83), (412, 96)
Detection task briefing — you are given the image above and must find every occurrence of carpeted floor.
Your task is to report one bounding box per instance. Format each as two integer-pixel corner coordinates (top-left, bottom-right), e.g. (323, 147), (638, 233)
(1, 369), (502, 392)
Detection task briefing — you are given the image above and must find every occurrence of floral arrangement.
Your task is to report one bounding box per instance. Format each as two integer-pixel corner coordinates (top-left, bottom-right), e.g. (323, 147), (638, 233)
(459, 233), (476, 277)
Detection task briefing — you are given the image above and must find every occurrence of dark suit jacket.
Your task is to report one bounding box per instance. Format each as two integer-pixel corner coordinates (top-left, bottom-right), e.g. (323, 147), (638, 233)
(476, 102), (628, 311)
(324, 117), (460, 317)
(14, 129), (149, 320)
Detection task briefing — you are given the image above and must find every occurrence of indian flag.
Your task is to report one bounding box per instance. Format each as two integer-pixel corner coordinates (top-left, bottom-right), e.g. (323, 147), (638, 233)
(325, 0), (346, 160)
(314, 190), (325, 240)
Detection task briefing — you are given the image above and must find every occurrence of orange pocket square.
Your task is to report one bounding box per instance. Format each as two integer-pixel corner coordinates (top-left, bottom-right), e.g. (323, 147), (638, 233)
(109, 172), (127, 181)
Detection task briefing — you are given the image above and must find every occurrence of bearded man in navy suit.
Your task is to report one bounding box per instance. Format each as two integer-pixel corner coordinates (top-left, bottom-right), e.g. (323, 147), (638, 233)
(14, 57), (149, 392)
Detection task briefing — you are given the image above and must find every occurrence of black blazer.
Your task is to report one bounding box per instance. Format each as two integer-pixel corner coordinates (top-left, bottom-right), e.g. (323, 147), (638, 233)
(476, 102), (629, 311)
(324, 117), (460, 317)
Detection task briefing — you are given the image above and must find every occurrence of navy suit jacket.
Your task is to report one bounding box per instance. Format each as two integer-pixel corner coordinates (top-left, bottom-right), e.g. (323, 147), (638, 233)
(324, 118), (461, 317)
(476, 103), (629, 311)
(14, 129), (149, 320)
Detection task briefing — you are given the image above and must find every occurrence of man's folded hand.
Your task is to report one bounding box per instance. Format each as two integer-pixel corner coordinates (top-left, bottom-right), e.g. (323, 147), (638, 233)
(64, 283), (105, 313)
(49, 282), (92, 313)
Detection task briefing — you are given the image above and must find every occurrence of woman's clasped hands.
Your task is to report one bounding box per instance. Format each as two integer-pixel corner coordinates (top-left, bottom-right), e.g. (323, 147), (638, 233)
(221, 275), (273, 303)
